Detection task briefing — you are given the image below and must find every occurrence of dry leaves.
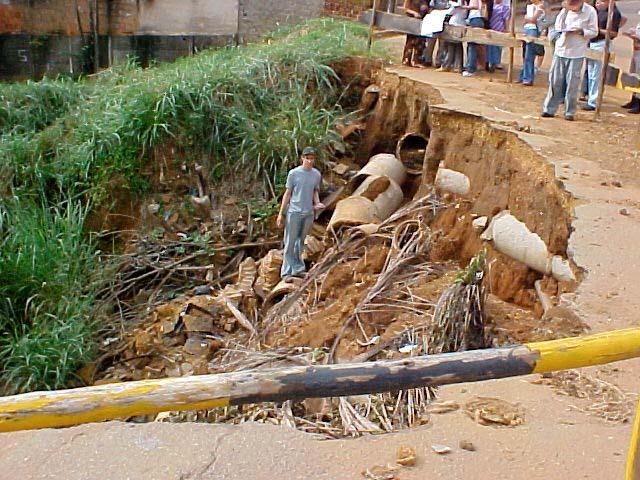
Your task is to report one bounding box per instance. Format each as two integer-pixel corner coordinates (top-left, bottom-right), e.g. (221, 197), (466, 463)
(464, 397), (525, 427)
(532, 370), (634, 423)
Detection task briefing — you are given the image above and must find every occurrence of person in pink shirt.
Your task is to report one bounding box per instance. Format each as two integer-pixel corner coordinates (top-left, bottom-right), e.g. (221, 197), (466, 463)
(487, 0), (510, 71)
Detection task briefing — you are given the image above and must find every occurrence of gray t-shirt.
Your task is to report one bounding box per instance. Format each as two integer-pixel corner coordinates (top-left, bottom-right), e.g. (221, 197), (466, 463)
(285, 166), (321, 214)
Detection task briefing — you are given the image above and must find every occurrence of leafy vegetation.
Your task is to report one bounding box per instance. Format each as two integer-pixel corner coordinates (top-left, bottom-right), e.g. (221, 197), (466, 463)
(0, 19), (380, 393)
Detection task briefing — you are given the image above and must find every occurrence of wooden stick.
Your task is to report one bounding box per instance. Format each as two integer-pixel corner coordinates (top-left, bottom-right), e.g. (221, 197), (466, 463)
(220, 295), (257, 336)
(368, 0), (380, 52)
(1, 328), (640, 433)
(507, 0), (517, 83)
(594, 0), (615, 118)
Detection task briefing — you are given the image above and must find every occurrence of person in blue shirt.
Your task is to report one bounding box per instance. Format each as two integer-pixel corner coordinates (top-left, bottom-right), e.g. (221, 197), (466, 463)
(277, 147), (325, 280)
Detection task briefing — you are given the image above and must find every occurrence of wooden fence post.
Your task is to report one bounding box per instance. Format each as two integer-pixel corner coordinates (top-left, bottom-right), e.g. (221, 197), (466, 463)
(507, 0), (517, 83)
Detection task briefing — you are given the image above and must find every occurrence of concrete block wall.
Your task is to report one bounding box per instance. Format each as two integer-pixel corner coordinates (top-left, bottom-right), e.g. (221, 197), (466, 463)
(0, 0), (137, 36)
(323, 0), (373, 19)
(0, 0), (329, 80)
(238, 0), (324, 41)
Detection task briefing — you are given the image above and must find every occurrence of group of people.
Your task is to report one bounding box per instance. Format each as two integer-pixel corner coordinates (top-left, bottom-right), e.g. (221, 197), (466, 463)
(402, 0), (542, 79)
(402, 0), (640, 119)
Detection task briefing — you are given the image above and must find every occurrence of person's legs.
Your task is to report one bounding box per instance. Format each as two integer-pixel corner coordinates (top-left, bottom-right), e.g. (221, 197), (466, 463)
(291, 213), (314, 276)
(581, 67), (589, 98)
(424, 37), (437, 66)
(435, 38), (445, 67)
(464, 18), (484, 74)
(487, 46), (501, 67)
(586, 58), (602, 107)
(403, 35), (417, 65)
(542, 55), (567, 116)
(519, 27), (539, 84)
(466, 42), (478, 73)
(439, 41), (452, 70)
(281, 212), (309, 278)
(564, 57), (584, 118)
(454, 42), (464, 71)
(586, 40), (605, 108)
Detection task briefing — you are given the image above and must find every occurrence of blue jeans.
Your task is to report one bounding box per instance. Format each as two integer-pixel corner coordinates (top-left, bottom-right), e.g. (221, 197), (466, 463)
(518, 27), (539, 83)
(465, 17), (486, 73)
(487, 45), (502, 66)
(543, 55), (584, 117)
(586, 40), (606, 107)
(280, 211), (314, 277)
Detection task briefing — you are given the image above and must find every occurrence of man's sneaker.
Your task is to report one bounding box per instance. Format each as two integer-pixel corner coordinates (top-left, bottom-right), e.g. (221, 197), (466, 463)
(436, 66), (450, 72)
(564, 114), (575, 121)
(541, 112), (554, 118)
(579, 95), (587, 101)
(462, 71), (474, 77)
(581, 104), (596, 111)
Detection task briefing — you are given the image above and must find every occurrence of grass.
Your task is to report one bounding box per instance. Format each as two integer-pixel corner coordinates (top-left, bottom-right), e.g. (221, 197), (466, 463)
(1, 19), (382, 202)
(0, 19), (381, 394)
(0, 200), (100, 393)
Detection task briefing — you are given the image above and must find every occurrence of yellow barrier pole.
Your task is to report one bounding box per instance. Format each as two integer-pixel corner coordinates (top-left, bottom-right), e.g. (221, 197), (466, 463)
(626, 398), (640, 480)
(0, 328), (639, 433)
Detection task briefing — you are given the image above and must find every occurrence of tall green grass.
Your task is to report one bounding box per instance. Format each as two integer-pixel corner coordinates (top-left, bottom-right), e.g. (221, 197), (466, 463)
(0, 19), (379, 393)
(0, 200), (99, 393)
(1, 19), (379, 201)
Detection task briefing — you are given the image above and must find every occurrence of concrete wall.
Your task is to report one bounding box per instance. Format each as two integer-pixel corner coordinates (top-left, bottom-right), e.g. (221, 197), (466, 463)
(0, 0), (327, 80)
(238, 0), (324, 41)
(137, 0), (238, 35)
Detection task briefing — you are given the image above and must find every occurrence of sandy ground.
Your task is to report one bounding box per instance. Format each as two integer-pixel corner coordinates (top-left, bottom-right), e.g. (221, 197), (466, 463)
(3, 31), (640, 480)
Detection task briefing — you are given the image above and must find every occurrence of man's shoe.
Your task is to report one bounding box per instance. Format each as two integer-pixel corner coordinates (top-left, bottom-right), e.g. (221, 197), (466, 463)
(581, 104), (596, 111)
(462, 71), (474, 77)
(541, 112), (554, 118)
(629, 104), (640, 114)
(622, 97), (636, 109)
(564, 114), (575, 121)
(579, 95), (587, 102)
(522, 81), (533, 86)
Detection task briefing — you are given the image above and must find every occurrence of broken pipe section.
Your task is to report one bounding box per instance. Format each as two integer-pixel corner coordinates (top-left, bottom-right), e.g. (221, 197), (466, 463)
(480, 211), (576, 282)
(329, 153), (406, 230)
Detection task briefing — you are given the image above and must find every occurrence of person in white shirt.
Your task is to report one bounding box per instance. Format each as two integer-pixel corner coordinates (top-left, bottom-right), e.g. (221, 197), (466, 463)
(541, 0), (598, 120)
(437, 0), (468, 72)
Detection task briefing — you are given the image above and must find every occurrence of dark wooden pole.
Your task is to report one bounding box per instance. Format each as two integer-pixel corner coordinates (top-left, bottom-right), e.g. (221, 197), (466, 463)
(368, 0), (380, 51)
(0, 328), (639, 433)
(89, 0), (100, 72)
(507, 0), (517, 82)
(594, 0), (615, 118)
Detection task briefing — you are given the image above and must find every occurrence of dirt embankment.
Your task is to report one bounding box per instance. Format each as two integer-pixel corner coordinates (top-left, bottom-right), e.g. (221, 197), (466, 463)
(93, 62), (586, 404)
(356, 69), (577, 317)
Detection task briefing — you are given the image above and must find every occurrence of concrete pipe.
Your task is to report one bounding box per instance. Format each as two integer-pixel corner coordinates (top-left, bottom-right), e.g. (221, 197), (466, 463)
(356, 153), (407, 187)
(353, 175), (404, 220)
(263, 278), (302, 311)
(435, 168), (471, 195)
(328, 196), (378, 230)
(396, 132), (429, 173)
(481, 211), (576, 282)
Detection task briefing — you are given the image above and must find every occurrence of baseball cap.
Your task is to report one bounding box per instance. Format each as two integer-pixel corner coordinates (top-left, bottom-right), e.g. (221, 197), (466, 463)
(302, 147), (316, 156)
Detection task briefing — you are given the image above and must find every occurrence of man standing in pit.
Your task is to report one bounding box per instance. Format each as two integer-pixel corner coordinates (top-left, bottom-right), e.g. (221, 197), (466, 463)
(277, 147), (324, 281)
(541, 0), (598, 120)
